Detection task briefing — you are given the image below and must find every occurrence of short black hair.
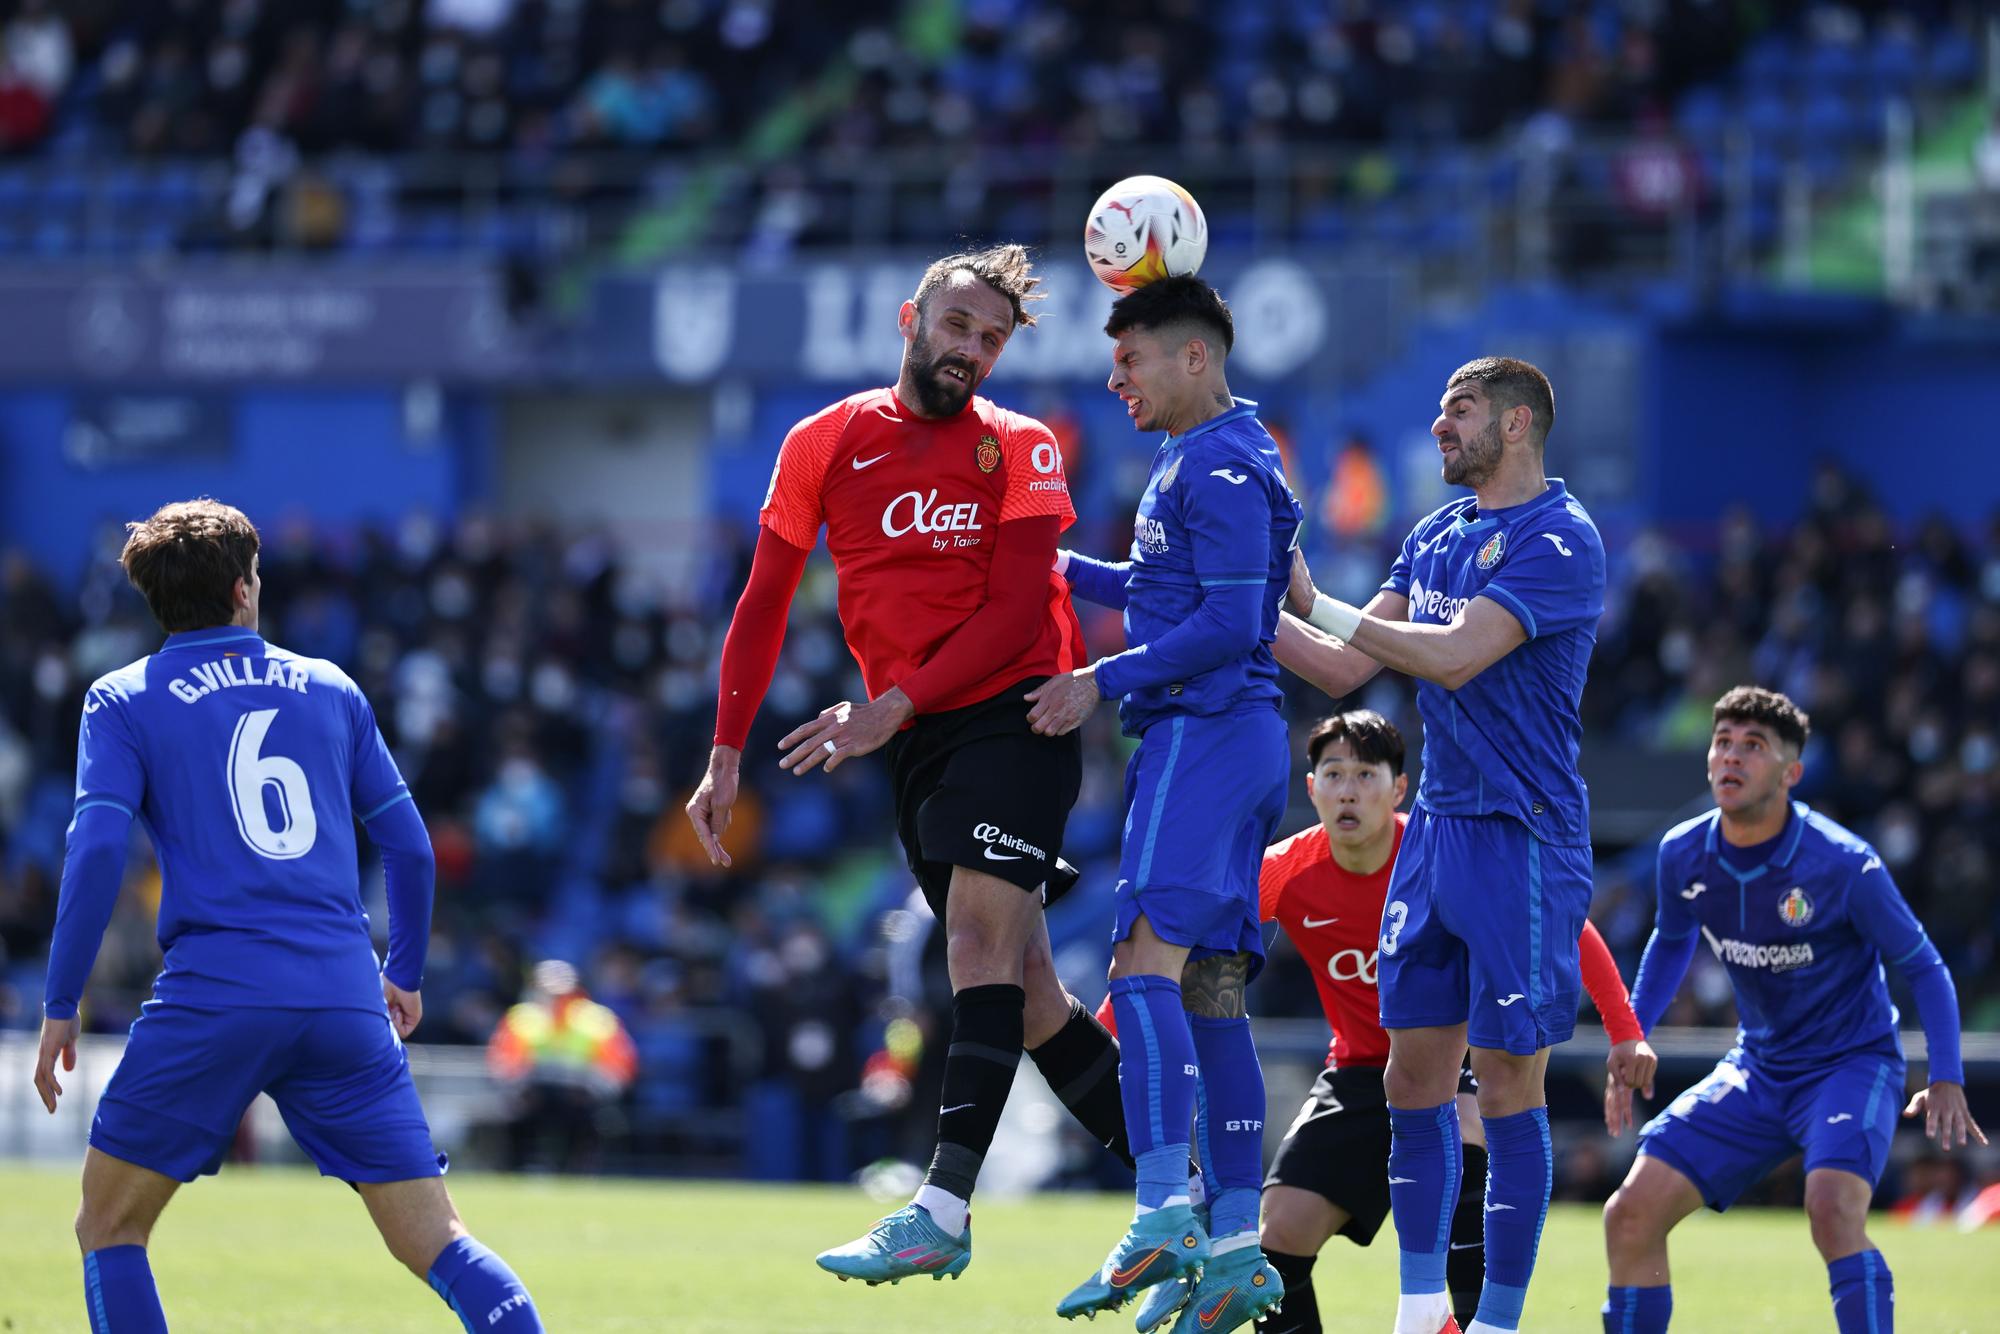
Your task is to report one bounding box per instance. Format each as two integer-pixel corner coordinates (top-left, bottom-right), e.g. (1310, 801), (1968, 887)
(1103, 274), (1234, 356)
(1307, 709), (1405, 777)
(1712, 685), (1811, 754)
(914, 244), (1043, 329)
(1446, 356), (1555, 448)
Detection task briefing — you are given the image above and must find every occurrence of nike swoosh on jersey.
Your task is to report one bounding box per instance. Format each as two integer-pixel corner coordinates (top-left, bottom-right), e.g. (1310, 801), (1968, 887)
(940, 1102), (976, 1114)
(1301, 915), (1340, 928)
(1485, 1202), (1516, 1212)
(1387, 1176), (1416, 1185)
(852, 451), (892, 470)
(982, 847), (1023, 861)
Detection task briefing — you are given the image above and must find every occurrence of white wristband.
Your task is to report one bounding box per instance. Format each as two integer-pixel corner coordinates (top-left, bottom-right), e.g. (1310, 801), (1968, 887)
(1054, 549), (1071, 576)
(1307, 593), (1364, 643)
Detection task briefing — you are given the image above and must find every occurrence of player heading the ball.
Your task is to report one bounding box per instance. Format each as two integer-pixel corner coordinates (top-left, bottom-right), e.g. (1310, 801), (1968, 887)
(686, 245), (1138, 1289)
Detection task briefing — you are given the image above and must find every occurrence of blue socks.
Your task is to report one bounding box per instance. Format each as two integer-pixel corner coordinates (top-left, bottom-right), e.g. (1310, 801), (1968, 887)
(1189, 1014), (1263, 1239)
(1387, 1101), (1461, 1296)
(1111, 975), (1198, 1211)
(1473, 1106), (1553, 1330)
(1827, 1250), (1893, 1334)
(428, 1237), (543, 1332)
(1602, 1285), (1673, 1333)
(82, 1246), (166, 1334)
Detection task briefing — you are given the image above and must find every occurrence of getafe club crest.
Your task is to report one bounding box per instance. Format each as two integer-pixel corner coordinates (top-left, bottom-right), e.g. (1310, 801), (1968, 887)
(1159, 455), (1182, 490)
(1475, 531), (1506, 568)
(976, 434), (1001, 473)
(1778, 887), (1813, 927)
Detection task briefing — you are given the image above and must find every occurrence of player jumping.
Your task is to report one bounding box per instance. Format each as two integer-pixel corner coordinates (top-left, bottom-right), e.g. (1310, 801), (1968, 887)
(33, 500), (542, 1333)
(1600, 686), (1984, 1333)
(1030, 275), (1302, 1332)
(685, 246), (1133, 1285)
(1283, 357), (1606, 1334)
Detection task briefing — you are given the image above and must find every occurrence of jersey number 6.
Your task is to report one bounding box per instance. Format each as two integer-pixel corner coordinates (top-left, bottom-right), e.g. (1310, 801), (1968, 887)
(228, 708), (319, 860)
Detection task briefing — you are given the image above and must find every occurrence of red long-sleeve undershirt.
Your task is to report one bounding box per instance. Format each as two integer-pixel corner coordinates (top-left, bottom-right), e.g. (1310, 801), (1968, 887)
(712, 515), (1062, 748)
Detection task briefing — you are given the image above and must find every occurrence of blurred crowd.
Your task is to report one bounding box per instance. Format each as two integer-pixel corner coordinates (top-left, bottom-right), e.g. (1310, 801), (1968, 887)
(0, 464), (1996, 1186)
(0, 1), (1985, 264)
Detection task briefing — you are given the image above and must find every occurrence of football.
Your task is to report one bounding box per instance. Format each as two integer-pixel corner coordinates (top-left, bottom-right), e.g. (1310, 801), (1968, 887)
(1082, 174), (1209, 293)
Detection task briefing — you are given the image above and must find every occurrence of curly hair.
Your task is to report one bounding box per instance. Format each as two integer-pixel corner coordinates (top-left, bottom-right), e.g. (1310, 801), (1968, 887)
(1712, 685), (1811, 754)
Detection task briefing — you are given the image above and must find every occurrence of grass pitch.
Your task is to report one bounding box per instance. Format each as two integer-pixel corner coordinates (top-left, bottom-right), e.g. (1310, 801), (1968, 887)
(0, 1165), (1985, 1332)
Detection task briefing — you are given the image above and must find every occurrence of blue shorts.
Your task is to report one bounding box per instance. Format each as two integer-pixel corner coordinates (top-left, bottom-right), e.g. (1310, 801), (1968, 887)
(1638, 1052), (1903, 1211)
(92, 1002), (447, 1184)
(1375, 806), (1592, 1055)
(1111, 708), (1289, 980)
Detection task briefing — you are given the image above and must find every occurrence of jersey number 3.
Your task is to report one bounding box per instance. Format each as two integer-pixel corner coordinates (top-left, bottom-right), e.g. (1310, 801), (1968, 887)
(228, 708), (318, 860)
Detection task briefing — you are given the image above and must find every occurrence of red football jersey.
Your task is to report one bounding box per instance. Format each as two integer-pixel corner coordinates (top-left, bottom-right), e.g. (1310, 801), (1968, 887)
(1260, 814), (1407, 1069)
(760, 388), (1085, 712)
(1259, 814), (1644, 1068)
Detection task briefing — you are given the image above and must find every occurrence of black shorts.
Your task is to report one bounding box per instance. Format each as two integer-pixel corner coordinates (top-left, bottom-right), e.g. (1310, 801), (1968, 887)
(1264, 1063), (1480, 1247)
(885, 676), (1082, 917)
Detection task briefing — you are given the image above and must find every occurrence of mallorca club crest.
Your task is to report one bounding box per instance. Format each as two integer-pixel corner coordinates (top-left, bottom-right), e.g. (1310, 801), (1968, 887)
(1778, 887), (1814, 928)
(975, 434), (1000, 473)
(1159, 455), (1182, 490)
(1475, 530), (1507, 569)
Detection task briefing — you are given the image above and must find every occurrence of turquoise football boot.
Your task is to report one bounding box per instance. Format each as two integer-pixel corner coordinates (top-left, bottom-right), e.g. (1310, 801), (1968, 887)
(814, 1204), (971, 1285)
(1056, 1203), (1209, 1320)
(1133, 1197), (1209, 1331)
(1166, 1244), (1283, 1333)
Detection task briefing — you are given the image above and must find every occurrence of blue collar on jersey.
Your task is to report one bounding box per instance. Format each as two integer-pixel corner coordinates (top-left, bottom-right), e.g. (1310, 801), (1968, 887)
(1700, 800), (1810, 871)
(160, 626), (264, 653)
(1459, 477), (1571, 529)
(1162, 398), (1260, 450)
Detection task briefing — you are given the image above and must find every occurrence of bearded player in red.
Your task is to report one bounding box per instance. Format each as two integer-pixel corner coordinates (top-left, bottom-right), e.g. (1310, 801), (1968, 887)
(1108, 710), (1656, 1333)
(686, 246), (1133, 1287)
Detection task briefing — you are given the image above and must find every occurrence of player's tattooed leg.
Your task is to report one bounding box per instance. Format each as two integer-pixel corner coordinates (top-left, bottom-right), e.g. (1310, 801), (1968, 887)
(1180, 952), (1250, 1020)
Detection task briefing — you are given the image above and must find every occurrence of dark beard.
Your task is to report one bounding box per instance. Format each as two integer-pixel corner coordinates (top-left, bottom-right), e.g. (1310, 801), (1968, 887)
(903, 330), (978, 417)
(1442, 417), (1504, 487)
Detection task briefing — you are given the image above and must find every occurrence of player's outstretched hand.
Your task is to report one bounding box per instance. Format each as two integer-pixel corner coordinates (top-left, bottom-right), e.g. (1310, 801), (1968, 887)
(1604, 1072), (1638, 1137)
(780, 689), (914, 777)
(33, 1013), (78, 1114)
(383, 978), (424, 1039)
(1904, 1081), (1988, 1152)
(1608, 1037), (1658, 1099)
(1024, 668), (1101, 736)
(685, 745), (741, 868)
(1287, 549), (1319, 617)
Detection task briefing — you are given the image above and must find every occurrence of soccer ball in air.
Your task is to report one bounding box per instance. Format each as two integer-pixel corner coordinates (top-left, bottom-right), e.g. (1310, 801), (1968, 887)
(1083, 175), (1208, 294)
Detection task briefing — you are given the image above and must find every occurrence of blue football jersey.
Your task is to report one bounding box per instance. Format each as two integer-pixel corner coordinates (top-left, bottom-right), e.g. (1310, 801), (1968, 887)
(1383, 479), (1604, 844)
(73, 626), (411, 1011)
(1653, 803), (1927, 1074)
(1109, 401), (1304, 736)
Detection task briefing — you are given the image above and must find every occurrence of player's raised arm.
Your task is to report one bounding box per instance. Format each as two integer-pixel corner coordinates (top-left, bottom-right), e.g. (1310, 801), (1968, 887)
(1273, 590), (1400, 699)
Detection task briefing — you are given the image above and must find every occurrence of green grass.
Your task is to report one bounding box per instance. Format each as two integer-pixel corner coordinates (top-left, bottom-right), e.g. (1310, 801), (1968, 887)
(0, 1165), (1985, 1332)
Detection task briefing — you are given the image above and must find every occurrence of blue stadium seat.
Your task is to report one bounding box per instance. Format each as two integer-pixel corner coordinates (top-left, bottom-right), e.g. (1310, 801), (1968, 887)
(1675, 86), (1729, 150)
(1926, 31), (1978, 88)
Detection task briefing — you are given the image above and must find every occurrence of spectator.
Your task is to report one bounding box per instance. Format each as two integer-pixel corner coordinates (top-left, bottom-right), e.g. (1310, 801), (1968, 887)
(487, 959), (639, 1172)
